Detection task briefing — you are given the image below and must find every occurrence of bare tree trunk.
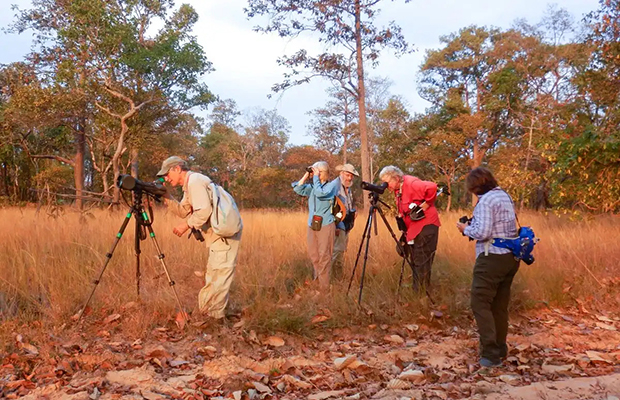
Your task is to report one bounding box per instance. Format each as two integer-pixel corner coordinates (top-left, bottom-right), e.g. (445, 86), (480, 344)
(446, 180), (452, 212)
(0, 162), (7, 196)
(98, 84), (150, 204)
(355, 0), (370, 209)
(74, 121), (86, 210)
(131, 148), (139, 178)
(112, 118), (129, 204)
(471, 140), (485, 205)
(342, 100), (350, 164)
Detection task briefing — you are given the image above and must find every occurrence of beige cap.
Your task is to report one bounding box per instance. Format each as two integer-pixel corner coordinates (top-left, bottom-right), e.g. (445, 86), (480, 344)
(156, 156), (187, 176)
(336, 163), (359, 177)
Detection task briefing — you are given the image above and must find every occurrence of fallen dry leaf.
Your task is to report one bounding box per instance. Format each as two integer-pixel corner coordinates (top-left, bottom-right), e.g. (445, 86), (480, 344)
(398, 369), (425, 383)
(20, 343), (39, 356)
(387, 378), (411, 389)
(146, 345), (171, 359)
(499, 374), (521, 385)
(334, 355), (358, 370)
(586, 350), (613, 363)
(252, 381), (272, 394)
(311, 314), (330, 324)
(281, 374), (312, 389)
(175, 311), (188, 330)
(103, 313), (121, 324)
(308, 390), (347, 400)
(541, 364), (573, 374)
(595, 322), (617, 331)
(384, 334), (405, 344)
(596, 315), (615, 323)
(263, 336), (285, 347)
(233, 319), (245, 329)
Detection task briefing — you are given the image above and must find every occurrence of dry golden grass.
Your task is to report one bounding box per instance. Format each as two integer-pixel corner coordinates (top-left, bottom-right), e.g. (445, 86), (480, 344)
(1, 206), (619, 339)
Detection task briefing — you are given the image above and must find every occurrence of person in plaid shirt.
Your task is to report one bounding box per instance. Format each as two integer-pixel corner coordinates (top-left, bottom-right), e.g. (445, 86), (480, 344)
(456, 167), (519, 368)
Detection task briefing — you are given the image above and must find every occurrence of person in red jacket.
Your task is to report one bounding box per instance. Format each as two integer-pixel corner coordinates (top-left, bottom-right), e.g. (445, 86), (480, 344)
(380, 165), (441, 291)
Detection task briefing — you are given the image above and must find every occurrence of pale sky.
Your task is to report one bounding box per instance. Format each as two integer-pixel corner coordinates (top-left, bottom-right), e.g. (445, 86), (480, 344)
(0, 0), (600, 145)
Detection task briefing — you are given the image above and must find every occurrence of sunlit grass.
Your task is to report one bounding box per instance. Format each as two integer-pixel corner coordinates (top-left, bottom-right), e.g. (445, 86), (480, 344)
(1, 206), (619, 340)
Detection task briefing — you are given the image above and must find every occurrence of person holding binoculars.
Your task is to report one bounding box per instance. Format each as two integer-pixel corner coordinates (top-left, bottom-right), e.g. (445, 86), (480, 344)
(292, 161), (340, 291)
(379, 165), (441, 291)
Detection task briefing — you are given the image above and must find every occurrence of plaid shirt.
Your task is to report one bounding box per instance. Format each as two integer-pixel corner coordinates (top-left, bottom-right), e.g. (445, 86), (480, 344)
(463, 187), (518, 257)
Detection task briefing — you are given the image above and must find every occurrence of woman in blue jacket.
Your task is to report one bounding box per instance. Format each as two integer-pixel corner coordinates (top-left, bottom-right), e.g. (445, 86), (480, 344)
(292, 161), (339, 290)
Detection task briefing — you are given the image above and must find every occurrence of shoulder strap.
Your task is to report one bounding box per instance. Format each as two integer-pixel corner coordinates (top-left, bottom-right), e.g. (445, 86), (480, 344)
(501, 188), (521, 230)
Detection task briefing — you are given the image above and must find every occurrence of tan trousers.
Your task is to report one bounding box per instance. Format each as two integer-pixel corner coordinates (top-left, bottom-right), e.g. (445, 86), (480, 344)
(198, 231), (242, 318)
(307, 223), (335, 289)
(331, 229), (349, 280)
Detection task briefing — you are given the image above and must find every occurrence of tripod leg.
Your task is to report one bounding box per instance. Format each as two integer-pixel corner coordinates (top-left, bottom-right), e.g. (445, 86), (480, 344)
(375, 206), (435, 304)
(358, 207), (375, 304)
(135, 214), (142, 298)
(143, 223), (188, 321)
(347, 206), (373, 295)
(397, 254), (406, 299)
(77, 211), (133, 321)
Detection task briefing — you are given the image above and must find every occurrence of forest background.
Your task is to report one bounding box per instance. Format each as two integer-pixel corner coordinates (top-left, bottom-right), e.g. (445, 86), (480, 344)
(0, 0), (618, 214)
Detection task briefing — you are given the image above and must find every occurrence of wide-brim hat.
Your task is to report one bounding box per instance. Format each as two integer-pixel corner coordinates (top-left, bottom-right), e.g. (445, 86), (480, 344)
(336, 163), (359, 177)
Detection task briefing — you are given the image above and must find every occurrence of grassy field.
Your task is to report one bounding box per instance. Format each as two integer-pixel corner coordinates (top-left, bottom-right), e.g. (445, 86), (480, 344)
(1, 206), (619, 338)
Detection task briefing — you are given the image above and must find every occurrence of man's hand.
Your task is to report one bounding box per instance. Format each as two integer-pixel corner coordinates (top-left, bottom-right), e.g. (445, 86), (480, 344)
(173, 221), (190, 237)
(335, 229), (341, 237)
(420, 201), (429, 211)
(456, 222), (467, 233)
(162, 187), (174, 200)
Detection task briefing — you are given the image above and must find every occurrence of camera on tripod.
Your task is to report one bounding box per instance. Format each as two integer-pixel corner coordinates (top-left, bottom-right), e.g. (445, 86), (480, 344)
(361, 181), (388, 195)
(117, 174), (167, 198)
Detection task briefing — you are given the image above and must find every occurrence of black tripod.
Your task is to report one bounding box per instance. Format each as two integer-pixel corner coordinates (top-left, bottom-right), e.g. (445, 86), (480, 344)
(347, 192), (434, 304)
(77, 189), (186, 321)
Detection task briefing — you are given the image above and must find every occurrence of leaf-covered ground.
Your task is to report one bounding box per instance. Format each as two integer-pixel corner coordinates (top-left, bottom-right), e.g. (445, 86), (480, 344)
(3, 304), (620, 400)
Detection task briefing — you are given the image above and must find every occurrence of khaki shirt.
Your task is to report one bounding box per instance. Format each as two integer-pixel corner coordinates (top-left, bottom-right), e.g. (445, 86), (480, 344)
(167, 172), (213, 231)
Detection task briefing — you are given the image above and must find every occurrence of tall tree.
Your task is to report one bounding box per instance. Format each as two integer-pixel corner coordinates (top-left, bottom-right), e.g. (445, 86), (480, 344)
(419, 26), (505, 170)
(307, 86), (358, 161)
(245, 0), (411, 207)
(11, 0), (215, 202)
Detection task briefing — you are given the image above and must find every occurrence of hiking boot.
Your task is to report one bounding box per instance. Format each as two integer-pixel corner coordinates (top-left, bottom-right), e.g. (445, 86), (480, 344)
(479, 357), (502, 368)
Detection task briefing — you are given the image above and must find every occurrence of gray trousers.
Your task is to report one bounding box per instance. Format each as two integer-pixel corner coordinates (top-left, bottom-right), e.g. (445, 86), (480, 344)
(307, 223), (335, 289)
(331, 229), (349, 280)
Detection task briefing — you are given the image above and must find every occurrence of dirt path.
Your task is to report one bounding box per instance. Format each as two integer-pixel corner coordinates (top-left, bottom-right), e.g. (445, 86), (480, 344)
(3, 307), (620, 399)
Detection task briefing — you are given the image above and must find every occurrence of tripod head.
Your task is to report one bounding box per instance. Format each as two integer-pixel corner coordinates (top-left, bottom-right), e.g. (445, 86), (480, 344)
(367, 190), (381, 205)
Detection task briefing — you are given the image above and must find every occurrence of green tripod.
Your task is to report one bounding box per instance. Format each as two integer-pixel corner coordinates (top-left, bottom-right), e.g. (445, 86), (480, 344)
(77, 189), (186, 321)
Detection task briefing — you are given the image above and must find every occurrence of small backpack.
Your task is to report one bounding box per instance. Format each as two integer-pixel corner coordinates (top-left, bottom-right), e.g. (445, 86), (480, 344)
(492, 226), (538, 265)
(209, 183), (243, 238)
(332, 196), (346, 223)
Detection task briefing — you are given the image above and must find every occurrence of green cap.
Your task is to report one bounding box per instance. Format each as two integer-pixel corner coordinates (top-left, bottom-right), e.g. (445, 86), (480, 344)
(156, 156), (187, 177)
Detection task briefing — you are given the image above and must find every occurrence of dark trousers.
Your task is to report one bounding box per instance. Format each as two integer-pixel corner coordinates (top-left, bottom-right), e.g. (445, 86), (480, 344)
(470, 252), (520, 363)
(404, 224), (439, 291)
